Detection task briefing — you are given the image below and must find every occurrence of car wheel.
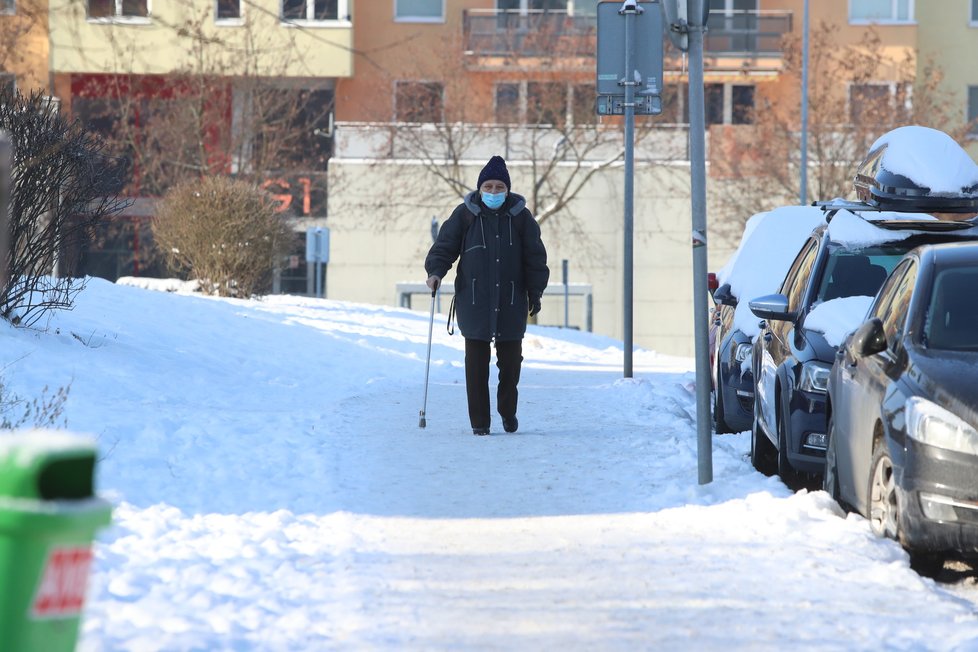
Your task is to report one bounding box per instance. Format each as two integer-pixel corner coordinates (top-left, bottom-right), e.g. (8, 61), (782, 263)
(750, 410), (776, 476)
(823, 414), (843, 504)
(776, 406), (800, 486)
(713, 366), (732, 434)
(868, 439), (899, 540)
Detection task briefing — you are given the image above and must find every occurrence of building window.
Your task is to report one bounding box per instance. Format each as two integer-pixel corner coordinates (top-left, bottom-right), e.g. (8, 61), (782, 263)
(495, 83), (520, 124)
(282, 0), (346, 21)
(849, 0), (912, 23)
(527, 81), (567, 126)
(217, 0), (241, 20)
(89, 0), (150, 19)
(0, 0), (13, 15)
(731, 85), (754, 124)
(0, 73), (15, 96)
(705, 83), (724, 126)
(968, 86), (978, 137)
(395, 81), (443, 123)
(972, 0), (978, 23)
(395, 0), (443, 22)
(571, 84), (595, 125)
(849, 82), (910, 124)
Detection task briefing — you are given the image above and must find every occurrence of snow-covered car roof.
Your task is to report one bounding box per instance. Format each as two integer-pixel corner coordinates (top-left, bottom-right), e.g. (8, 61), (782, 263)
(717, 205), (826, 338)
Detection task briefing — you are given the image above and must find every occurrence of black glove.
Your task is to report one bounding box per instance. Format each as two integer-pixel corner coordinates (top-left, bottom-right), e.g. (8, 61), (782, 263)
(529, 296), (542, 317)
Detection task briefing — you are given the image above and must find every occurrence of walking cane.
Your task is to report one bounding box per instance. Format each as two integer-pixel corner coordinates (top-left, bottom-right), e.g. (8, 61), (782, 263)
(419, 282), (437, 428)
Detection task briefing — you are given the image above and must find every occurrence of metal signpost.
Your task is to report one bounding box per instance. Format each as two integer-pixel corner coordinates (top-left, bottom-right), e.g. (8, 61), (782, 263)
(305, 226), (329, 298)
(0, 133), (9, 291)
(596, 0), (663, 379)
(662, 0), (713, 484)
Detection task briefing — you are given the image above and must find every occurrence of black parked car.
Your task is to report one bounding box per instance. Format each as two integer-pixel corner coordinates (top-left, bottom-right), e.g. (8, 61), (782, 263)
(747, 213), (978, 482)
(824, 242), (978, 564)
(710, 206), (825, 434)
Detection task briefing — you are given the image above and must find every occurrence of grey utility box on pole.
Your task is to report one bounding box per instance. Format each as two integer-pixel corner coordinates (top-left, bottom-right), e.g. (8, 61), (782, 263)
(305, 226), (329, 298)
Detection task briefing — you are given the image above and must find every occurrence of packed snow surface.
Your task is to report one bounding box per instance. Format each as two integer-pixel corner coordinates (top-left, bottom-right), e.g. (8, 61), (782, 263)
(2, 278), (978, 651)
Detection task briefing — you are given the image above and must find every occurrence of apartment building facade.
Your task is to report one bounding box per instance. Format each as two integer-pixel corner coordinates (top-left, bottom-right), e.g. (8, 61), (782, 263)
(325, 0), (948, 356)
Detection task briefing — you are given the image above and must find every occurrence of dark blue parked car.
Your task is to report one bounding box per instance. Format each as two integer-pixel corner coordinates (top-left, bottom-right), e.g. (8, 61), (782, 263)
(825, 241), (978, 568)
(748, 214), (978, 482)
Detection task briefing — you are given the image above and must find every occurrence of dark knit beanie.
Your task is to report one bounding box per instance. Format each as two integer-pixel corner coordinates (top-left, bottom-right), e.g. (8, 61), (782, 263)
(477, 155), (511, 192)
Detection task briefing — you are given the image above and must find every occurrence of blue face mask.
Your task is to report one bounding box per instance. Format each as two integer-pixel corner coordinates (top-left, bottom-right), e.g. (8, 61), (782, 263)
(481, 191), (506, 210)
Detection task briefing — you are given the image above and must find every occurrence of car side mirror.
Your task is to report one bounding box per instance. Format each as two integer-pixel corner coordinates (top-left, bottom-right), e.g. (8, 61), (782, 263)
(712, 283), (737, 307)
(748, 293), (793, 322)
(851, 317), (887, 357)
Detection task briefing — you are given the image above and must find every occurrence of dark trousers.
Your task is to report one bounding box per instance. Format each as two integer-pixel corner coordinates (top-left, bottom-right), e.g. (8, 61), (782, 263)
(464, 338), (523, 429)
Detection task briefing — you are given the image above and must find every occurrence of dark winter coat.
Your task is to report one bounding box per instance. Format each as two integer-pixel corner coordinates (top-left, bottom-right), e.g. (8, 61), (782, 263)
(425, 191), (549, 342)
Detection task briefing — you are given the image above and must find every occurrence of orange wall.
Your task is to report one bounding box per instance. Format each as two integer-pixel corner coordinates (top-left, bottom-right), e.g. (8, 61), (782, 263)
(0, 0), (50, 94)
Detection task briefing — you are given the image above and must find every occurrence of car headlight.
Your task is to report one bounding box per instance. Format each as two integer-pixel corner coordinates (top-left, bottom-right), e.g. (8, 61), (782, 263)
(798, 361), (831, 394)
(734, 343), (751, 363)
(906, 397), (978, 455)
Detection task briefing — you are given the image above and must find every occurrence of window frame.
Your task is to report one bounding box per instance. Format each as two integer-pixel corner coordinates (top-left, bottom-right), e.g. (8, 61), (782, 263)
(848, 0), (914, 25)
(394, 0), (444, 23)
(967, 85), (978, 139)
(215, 0), (243, 23)
(0, 73), (15, 96)
(87, 0), (152, 23)
(281, 0), (350, 25)
(393, 80), (444, 123)
(847, 81), (912, 125)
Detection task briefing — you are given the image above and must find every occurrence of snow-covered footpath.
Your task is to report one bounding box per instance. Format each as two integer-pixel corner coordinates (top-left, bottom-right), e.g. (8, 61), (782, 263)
(2, 278), (978, 651)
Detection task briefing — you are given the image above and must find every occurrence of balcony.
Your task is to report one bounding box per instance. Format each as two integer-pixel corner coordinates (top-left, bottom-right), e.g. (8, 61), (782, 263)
(463, 8), (791, 76)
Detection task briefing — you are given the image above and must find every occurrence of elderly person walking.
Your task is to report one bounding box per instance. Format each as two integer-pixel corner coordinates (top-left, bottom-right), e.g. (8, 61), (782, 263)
(425, 155), (550, 436)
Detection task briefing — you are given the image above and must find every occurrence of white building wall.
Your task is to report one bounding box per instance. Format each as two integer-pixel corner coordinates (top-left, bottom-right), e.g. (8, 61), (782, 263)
(326, 135), (740, 358)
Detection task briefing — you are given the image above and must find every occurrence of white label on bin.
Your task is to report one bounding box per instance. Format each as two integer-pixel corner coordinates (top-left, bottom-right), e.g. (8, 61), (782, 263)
(31, 546), (93, 618)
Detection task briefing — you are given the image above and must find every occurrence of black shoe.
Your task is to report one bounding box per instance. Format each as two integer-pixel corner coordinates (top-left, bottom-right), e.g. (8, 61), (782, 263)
(473, 427), (490, 436)
(502, 417), (518, 433)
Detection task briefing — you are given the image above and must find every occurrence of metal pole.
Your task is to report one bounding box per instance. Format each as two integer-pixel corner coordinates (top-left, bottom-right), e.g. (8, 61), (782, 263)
(622, 2), (637, 379)
(0, 133), (9, 291)
(562, 258), (569, 328)
(689, 0), (713, 485)
(799, 0), (809, 205)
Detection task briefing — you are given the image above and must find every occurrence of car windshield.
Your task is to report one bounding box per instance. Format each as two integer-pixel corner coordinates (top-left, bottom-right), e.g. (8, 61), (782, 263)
(814, 246), (907, 304)
(924, 267), (978, 351)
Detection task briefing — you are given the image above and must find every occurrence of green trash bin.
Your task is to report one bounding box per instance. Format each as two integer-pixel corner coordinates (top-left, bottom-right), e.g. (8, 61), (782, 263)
(0, 431), (113, 652)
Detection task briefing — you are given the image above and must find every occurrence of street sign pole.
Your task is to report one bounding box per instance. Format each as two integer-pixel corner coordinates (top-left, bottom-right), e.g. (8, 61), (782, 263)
(597, 0), (662, 379)
(622, 1), (638, 379)
(688, 0), (713, 485)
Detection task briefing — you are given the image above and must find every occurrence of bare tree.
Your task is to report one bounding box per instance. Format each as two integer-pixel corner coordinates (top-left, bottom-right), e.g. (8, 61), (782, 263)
(0, 89), (130, 326)
(72, 11), (333, 195)
(709, 22), (970, 240)
(363, 26), (679, 233)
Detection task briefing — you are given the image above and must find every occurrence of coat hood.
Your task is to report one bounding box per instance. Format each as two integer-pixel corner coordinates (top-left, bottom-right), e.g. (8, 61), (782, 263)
(464, 191), (527, 217)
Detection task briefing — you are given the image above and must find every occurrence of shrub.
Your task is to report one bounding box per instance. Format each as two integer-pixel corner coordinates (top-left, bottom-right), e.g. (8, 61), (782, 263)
(0, 89), (129, 326)
(152, 176), (292, 297)
(0, 380), (70, 430)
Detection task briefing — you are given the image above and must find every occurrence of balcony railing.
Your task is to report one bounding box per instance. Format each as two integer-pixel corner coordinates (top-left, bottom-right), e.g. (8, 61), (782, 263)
(463, 9), (791, 61)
